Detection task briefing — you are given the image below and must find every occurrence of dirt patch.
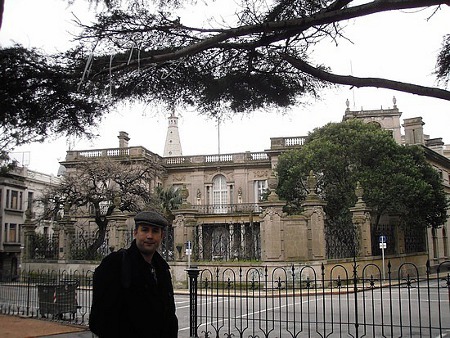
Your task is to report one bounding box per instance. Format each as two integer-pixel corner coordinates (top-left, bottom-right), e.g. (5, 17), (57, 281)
(0, 314), (86, 338)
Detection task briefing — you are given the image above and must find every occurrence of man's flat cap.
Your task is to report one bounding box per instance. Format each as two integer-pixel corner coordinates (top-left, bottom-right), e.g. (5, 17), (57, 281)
(134, 211), (168, 228)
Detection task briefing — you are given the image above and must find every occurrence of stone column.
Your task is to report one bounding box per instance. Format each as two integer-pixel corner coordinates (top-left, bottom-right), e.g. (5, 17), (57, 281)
(58, 203), (76, 260)
(350, 182), (372, 257)
(197, 224), (203, 260)
(107, 196), (129, 250)
(229, 223), (234, 259)
(240, 222), (246, 259)
(22, 209), (37, 261)
(259, 172), (286, 261)
(173, 185), (199, 262)
(301, 171), (327, 260)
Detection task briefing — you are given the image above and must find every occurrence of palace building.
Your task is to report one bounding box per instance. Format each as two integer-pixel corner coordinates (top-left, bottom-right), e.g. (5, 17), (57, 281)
(5, 99), (449, 283)
(58, 98), (450, 268)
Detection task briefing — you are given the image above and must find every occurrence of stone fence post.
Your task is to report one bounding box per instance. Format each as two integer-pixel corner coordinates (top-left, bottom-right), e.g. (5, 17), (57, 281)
(22, 210), (37, 260)
(107, 196), (130, 251)
(301, 171), (327, 260)
(350, 182), (372, 257)
(173, 185), (199, 262)
(58, 203), (76, 260)
(259, 171), (327, 261)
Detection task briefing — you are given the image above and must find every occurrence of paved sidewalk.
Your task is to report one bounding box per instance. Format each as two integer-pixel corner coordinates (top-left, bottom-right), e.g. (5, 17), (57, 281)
(0, 314), (92, 338)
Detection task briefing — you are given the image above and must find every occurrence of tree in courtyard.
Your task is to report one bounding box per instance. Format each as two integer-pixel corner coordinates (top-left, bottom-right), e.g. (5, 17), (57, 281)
(154, 185), (182, 224)
(276, 120), (448, 233)
(39, 158), (162, 259)
(1, 0), (450, 164)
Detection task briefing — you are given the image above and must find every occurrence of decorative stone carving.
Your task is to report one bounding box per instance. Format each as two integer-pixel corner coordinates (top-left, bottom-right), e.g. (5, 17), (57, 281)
(253, 170), (269, 178)
(261, 206), (284, 219)
(179, 184), (191, 208)
(173, 174), (185, 181)
(173, 214), (185, 228)
(306, 170), (317, 195)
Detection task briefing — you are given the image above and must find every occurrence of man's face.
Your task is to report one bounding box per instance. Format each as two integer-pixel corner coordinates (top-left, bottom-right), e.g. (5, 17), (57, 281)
(134, 224), (164, 257)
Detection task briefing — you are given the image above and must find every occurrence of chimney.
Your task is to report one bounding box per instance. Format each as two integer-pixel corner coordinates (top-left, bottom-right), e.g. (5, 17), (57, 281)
(118, 131), (130, 148)
(426, 138), (444, 155)
(402, 117), (425, 145)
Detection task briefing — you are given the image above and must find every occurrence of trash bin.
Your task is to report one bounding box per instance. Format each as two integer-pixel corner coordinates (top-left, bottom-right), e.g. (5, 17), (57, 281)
(37, 281), (78, 318)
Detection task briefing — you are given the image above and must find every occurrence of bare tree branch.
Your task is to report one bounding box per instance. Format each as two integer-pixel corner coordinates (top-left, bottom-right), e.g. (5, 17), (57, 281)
(92, 0), (450, 75)
(282, 53), (450, 101)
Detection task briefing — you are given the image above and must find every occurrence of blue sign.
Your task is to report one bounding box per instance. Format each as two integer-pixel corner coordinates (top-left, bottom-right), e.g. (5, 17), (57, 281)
(186, 241), (192, 249)
(379, 235), (387, 243)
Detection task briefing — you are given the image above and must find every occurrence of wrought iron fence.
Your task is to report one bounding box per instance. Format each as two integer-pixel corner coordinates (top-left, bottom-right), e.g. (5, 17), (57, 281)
(325, 223), (360, 259)
(0, 269), (93, 326)
(2, 261), (450, 336)
(160, 225), (175, 261)
(404, 227), (427, 253)
(326, 222), (427, 260)
(193, 223), (261, 261)
(371, 223), (396, 256)
(70, 229), (112, 260)
(29, 233), (59, 260)
(186, 260), (450, 337)
(28, 227), (173, 261)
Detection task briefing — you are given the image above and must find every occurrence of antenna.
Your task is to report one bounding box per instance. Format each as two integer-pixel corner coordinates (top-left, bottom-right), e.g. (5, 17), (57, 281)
(217, 116), (221, 155)
(10, 151), (30, 167)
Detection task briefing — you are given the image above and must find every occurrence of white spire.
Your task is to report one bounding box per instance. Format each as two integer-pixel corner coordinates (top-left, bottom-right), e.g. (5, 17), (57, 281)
(163, 112), (183, 157)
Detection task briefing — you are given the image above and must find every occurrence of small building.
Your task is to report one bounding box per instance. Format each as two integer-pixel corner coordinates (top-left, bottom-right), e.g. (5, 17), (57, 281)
(0, 167), (59, 281)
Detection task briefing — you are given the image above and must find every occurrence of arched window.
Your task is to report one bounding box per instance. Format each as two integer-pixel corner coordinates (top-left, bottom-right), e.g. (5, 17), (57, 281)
(212, 175), (228, 214)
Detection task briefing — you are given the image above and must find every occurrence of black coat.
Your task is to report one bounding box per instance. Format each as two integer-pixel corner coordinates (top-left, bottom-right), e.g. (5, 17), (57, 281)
(89, 240), (178, 337)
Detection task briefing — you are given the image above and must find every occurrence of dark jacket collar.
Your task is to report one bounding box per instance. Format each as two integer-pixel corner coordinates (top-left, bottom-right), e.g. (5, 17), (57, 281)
(128, 240), (170, 270)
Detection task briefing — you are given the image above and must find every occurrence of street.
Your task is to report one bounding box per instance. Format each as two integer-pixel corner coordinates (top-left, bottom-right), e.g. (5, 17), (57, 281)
(2, 280), (450, 337)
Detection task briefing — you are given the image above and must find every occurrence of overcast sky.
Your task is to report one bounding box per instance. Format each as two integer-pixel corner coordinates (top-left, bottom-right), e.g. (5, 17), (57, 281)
(1, 0), (449, 175)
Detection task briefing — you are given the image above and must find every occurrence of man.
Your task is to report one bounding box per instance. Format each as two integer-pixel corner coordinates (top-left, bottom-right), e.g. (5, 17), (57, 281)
(89, 211), (178, 337)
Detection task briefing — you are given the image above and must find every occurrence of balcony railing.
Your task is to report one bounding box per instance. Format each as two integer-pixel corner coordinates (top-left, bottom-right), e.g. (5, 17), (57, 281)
(192, 203), (262, 214)
(164, 152), (270, 166)
(270, 136), (306, 149)
(64, 146), (162, 163)
(64, 147), (270, 167)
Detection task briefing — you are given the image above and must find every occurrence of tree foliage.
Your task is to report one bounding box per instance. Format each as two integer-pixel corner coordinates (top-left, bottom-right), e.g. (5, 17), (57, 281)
(276, 120), (448, 231)
(70, 0), (450, 115)
(39, 159), (159, 259)
(0, 45), (109, 154)
(1, 0), (450, 160)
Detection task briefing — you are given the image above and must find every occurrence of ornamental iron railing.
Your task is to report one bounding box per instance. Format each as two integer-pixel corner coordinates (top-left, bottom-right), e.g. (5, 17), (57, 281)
(1, 261), (449, 336)
(325, 223), (360, 259)
(192, 203), (261, 214)
(29, 233), (59, 260)
(27, 226), (173, 261)
(186, 260), (450, 338)
(0, 269), (93, 325)
(193, 223), (261, 261)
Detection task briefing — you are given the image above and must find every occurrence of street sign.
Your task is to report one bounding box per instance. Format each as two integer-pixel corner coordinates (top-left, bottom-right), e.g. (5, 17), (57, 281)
(379, 235), (387, 279)
(185, 240), (192, 268)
